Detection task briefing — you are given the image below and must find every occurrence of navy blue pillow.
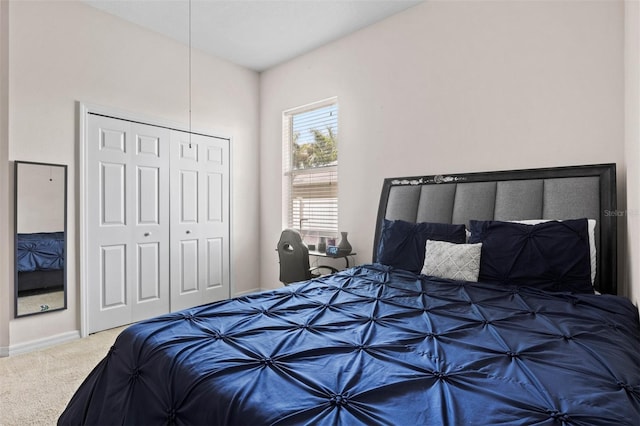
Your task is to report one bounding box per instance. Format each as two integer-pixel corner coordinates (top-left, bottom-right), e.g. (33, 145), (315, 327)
(468, 219), (592, 293)
(376, 219), (467, 273)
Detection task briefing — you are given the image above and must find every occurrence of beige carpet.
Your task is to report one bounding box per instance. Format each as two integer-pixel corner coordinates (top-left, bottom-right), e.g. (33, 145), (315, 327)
(0, 326), (125, 426)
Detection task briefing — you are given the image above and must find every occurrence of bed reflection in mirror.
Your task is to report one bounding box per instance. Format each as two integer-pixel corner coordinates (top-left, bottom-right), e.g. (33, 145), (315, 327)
(15, 161), (67, 317)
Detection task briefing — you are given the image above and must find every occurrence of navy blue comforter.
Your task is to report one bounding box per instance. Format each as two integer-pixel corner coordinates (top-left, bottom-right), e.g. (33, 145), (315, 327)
(59, 264), (640, 425)
(16, 232), (64, 272)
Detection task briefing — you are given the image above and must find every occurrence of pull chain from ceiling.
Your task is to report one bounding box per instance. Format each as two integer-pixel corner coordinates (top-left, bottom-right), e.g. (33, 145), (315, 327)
(188, 0), (192, 149)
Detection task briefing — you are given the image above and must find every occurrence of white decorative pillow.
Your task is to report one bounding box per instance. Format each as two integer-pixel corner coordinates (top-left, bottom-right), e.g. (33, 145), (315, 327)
(422, 240), (482, 282)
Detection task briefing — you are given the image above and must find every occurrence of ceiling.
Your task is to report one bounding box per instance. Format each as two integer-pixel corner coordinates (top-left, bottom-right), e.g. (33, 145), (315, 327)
(83, 0), (423, 72)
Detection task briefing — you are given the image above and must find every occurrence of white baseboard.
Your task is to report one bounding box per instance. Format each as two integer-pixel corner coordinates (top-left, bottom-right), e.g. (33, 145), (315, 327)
(233, 287), (263, 297)
(5, 330), (81, 356)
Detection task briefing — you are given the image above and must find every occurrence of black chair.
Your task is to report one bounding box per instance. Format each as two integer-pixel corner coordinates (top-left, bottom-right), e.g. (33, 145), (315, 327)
(277, 229), (338, 285)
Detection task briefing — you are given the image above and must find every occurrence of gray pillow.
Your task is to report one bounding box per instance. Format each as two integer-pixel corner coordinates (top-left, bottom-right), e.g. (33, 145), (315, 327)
(422, 240), (482, 282)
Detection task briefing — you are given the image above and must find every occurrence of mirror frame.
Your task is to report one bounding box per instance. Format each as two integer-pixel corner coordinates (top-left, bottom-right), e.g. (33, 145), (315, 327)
(14, 160), (68, 318)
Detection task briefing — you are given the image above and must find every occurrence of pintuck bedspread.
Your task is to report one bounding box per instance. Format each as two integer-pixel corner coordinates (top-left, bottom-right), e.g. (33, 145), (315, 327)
(59, 264), (640, 426)
(16, 232), (65, 273)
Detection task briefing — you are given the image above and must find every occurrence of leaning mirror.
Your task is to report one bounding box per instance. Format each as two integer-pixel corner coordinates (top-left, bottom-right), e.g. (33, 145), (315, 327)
(14, 161), (67, 317)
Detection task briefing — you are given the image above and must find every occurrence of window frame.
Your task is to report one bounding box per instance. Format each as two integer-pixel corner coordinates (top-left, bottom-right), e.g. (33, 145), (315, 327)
(282, 97), (339, 242)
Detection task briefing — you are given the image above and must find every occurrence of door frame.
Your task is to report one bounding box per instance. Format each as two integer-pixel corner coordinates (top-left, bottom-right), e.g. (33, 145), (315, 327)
(78, 102), (233, 337)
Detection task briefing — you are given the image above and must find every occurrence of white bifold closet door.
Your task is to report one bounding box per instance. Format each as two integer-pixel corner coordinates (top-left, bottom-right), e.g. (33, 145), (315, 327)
(169, 131), (230, 312)
(87, 115), (171, 333)
(86, 114), (230, 334)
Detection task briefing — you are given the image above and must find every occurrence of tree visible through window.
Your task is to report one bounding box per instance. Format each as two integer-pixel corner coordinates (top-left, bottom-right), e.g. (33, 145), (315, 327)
(292, 123), (337, 169)
(283, 99), (338, 240)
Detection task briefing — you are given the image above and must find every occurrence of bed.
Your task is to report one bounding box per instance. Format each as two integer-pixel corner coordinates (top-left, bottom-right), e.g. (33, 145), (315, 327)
(59, 164), (640, 425)
(16, 231), (65, 294)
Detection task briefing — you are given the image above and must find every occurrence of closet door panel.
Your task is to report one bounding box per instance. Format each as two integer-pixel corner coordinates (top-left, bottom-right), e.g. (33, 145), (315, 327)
(137, 166), (160, 225)
(207, 173), (223, 222)
(100, 127), (126, 153)
(87, 115), (170, 332)
(170, 139), (202, 310)
(137, 242), (161, 302)
(198, 136), (229, 300)
(101, 163), (126, 225)
(88, 117), (132, 332)
(170, 131), (230, 311)
(101, 244), (127, 308)
(137, 134), (160, 157)
(171, 135), (201, 310)
(180, 170), (199, 223)
(202, 137), (229, 301)
(207, 237), (223, 289)
(130, 122), (170, 323)
(179, 239), (199, 294)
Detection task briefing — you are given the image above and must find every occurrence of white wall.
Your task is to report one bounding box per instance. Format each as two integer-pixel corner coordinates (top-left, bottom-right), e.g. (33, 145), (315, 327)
(2, 1), (261, 349)
(0, 0), (11, 354)
(260, 0), (626, 291)
(625, 0), (640, 308)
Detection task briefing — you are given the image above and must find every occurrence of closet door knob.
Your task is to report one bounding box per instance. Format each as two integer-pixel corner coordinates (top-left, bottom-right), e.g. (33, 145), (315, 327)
(144, 232), (151, 237)
(186, 230), (191, 234)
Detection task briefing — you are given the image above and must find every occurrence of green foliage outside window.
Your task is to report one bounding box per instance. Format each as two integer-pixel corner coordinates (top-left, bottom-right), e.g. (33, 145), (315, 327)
(293, 127), (337, 170)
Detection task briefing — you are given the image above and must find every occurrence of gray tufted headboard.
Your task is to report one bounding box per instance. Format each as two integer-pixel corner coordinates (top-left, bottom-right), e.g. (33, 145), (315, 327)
(373, 164), (617, 294)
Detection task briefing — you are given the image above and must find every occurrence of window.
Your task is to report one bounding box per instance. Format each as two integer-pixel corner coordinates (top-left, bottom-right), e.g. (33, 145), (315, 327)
(283, 98), (338, 241)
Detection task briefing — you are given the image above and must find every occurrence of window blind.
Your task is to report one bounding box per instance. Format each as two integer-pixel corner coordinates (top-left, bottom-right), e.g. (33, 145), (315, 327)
(283, 99), (338, 237)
